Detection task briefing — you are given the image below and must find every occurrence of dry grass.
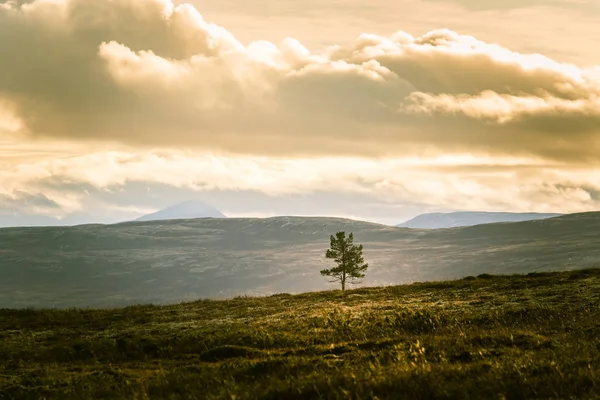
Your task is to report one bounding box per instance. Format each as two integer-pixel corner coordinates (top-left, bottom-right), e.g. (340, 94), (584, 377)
(1, 268), (600, 399)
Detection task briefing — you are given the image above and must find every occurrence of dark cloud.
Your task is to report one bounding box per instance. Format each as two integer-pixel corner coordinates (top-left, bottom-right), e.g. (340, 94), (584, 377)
(0, 191), (60, 211)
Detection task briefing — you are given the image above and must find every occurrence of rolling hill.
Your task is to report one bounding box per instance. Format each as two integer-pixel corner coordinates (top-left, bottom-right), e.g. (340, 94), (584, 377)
(1, 212), (599, 308)
(397, 211), (562, 229)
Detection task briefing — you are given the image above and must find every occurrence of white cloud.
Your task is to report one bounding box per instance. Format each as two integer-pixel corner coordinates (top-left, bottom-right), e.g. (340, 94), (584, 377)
(1, 149), (600, 219)
(0, 99), (23, 135)
(403, 91), (600, 123)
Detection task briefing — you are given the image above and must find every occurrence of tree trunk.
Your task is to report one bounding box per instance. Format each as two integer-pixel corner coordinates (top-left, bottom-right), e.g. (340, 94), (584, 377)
(341, 280), (345, 291)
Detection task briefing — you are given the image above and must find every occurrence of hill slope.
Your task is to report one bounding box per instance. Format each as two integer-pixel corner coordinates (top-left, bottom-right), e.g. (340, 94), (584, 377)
(1, 212), (600, 308)
(136, 200), (226, 221)
(1, 270), (599, 399)
(397, 211), (562, 229)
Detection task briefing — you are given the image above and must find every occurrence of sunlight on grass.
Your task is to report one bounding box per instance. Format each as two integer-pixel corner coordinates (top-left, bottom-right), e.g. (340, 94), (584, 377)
(1, 269), (599, 399)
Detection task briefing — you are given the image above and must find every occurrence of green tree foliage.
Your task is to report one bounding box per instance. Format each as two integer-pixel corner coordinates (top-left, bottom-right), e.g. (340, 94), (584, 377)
(321, 231), (369, 291)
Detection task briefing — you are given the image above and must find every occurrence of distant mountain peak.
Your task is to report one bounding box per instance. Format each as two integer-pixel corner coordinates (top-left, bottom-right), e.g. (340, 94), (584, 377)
(136, 200), (226, 222)
(397, 211), (562, 229)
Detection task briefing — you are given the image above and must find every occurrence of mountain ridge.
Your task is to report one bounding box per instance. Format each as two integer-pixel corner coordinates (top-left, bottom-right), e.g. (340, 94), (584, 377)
(135, 200), (227, 221)
(397, 211), (563, 229)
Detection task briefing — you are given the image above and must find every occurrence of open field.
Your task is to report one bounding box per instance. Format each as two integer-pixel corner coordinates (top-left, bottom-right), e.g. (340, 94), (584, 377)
(2, 212), (600, 308)
(1, 269), (600, 399)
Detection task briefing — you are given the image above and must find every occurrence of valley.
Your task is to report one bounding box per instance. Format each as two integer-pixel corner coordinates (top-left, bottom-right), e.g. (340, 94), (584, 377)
(1, 212), (599, 308)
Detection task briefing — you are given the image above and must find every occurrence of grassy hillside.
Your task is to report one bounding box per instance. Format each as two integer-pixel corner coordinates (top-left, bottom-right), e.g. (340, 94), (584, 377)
(1, 212), (600, 308)
(1, 269), (599, 399)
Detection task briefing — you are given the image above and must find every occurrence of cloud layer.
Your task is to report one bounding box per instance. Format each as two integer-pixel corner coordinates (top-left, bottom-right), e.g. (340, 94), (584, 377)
(1, 0), (600, 222)
(2, 148), (600, 221)
(1, 0), (600, 161)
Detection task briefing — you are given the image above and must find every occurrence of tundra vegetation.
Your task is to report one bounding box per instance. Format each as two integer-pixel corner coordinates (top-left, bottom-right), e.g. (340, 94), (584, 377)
(1, 268), (600, 399)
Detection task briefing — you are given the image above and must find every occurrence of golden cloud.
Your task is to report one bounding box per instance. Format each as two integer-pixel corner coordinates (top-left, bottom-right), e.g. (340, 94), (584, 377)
(0, 0), (598, 161)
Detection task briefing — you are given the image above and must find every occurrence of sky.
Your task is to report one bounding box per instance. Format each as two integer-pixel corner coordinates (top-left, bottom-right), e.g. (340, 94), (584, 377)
(1, 0), (600, 226)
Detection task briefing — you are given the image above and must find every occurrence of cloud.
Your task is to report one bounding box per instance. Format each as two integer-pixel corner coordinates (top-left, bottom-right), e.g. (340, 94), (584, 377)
(0, 100), (22, 133)
(420, 0), (572, 11)
(0, 0), (599, 161)
(0, 191), (60, 215)
(2, 0), (600, 223)
(2, 149), (600, 222)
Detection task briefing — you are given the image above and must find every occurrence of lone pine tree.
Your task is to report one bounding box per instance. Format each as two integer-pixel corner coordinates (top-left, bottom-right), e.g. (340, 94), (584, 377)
(321, 231), (369, 291)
